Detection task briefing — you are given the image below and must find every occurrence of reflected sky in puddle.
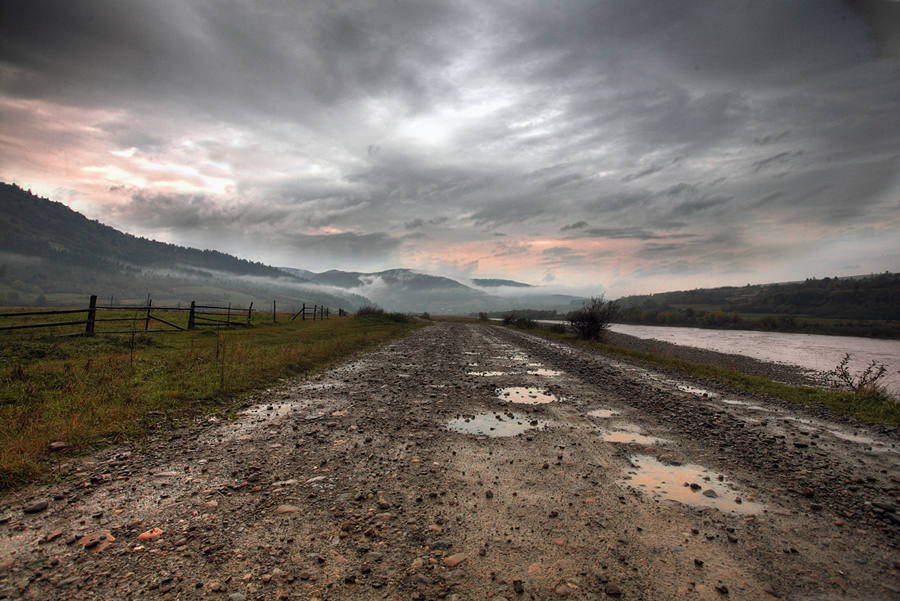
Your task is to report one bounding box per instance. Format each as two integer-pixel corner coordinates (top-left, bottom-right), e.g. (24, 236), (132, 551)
(447, 412), (548, 437)
(620, 455), (766, 515)
(602, 431), (666, 445)
(468, 371), (507, 376)
(828, 430), (897, 452)
(588, 409), (621, 418)
(528, 369), (562, 376)
(678, 385), (716, 397)
(497, 387), (558, 404)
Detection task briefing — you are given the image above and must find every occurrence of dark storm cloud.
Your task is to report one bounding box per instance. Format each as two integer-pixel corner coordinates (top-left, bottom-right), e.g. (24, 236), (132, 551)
(282, 232), (402, 259)
(2, 0), (899, 293)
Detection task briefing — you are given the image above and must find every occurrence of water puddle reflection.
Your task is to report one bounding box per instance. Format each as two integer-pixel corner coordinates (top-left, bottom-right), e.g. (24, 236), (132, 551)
(678, 385), (717, 397)
(497, 387), (558, 404)
(467, 371), (507, 377)
(588, 409), (621, 418)
(602, 431), (666, 445)
(447, 412), (548, 437)
(620, 455), (765, 515)
(528, 369), (562, 377)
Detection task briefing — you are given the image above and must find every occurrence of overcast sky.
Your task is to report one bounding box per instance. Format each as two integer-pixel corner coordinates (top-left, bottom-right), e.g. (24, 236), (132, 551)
(2, 0), (899, 297)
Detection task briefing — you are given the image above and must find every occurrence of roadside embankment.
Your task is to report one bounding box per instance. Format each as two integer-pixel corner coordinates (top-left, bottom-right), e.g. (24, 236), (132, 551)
(605, 330), (824, 387)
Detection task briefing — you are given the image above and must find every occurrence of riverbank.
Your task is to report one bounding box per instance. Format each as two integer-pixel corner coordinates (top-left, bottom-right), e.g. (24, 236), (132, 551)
(605, 330), (824, 388)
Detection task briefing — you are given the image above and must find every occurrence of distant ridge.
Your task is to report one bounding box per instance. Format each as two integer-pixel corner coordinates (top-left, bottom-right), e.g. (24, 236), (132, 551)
(0, 182), (368, 309)
(472, 278), (532, 288)
(0, 182), (588, 313)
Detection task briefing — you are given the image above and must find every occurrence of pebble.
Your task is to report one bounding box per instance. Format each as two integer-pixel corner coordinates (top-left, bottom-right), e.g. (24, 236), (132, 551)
(275, 505), (299, 514)
(604, 583), (622, 596)
(444, 553), (469, 567)
(23, 501), (48, 514)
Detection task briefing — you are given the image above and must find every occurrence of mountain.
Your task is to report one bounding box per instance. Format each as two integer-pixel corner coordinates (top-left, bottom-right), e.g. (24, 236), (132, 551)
(0, 182), (586, 313)
(280, 267), (586, 314)
(0, 182), (370, 310)
(471, 278), (532, 288)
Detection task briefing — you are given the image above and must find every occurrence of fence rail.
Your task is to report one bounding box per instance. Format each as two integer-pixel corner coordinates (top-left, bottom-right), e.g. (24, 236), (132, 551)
(0, 296), (334, 337)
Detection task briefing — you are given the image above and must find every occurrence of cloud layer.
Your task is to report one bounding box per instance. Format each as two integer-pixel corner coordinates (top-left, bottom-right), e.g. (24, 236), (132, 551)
(2, 0), (899, 295)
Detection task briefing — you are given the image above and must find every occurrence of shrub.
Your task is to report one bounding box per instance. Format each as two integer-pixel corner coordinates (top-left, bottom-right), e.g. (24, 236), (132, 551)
(514, 316), (537, 329)
(826, 353), (889, 396)
(355, 306), (384, 317)
(501, 311), (517, 326)
(567, 295), (619, 341)
(478, 312), (490, 322)
(546, 323), (568, 335)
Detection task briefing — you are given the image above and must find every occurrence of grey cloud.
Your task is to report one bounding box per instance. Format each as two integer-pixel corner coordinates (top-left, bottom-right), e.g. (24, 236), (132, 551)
(283, 232), (402, 260)
(560, 221), (588, 232)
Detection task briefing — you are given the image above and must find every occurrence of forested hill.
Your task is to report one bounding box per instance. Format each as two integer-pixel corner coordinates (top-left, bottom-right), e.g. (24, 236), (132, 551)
(617, 273), (900, 323)
(0, 182), (294, 279)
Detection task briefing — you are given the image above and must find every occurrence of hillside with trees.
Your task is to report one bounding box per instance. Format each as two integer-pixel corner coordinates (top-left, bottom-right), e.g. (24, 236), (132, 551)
(615, 274), (900, 338)
(0, 183), (369, 310)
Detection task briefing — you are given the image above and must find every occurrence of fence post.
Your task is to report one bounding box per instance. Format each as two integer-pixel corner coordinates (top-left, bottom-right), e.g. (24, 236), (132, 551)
(302, 303), (306, 321)
(144, 298), (153, 331)
(85, 295), (97, 337)
(248, 302), (253, 324)
(313, 305), (317, 321)
(188, 301), (196, 330)
(326, 307), (329, 319)
(273, 300), (276, 323)
(227, 303), (232, 326)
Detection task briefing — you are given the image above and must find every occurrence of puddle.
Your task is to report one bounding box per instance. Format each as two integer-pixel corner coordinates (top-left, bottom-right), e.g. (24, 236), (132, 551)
(467, 371), (507, 377)
(678, 385), (717, 398)
(602, 431), (666, 445)
(828, 430), (897, 452)
(721, 399), (747, 406)
(620, 455), (766, 515)
(447, 412), (548, 437)
(497, 387), (558, 404)
(588, 409), (621, 418)
(527, 369), (562, 377)
(828, 430), (875, 444)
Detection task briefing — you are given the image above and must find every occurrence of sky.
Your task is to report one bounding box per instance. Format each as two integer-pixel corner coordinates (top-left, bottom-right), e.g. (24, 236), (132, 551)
(2, 0), (900, 298)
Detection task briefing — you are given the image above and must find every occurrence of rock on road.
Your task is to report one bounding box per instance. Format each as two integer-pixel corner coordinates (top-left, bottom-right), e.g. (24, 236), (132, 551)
(1, 322), (899, 600)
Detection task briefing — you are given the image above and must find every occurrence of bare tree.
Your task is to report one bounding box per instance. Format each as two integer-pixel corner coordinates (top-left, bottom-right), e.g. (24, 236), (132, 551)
(568, 295), (619, 341)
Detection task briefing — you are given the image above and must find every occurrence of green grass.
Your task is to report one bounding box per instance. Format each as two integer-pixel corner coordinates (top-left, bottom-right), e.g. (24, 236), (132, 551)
(497, 323), (900, 427)
(0, 314), (426, 490)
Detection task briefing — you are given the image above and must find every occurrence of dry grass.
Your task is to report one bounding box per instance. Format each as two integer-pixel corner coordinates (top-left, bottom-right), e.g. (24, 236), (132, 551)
(0, 315), (425, 490)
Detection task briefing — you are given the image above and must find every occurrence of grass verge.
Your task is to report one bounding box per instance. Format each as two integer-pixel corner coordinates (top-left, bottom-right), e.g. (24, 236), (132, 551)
(497, 323), (900, 427)
(0, 315), (426, 491)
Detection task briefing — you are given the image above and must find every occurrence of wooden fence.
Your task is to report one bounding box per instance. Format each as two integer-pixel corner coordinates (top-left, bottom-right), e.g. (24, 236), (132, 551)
(290, 303), (333, 321)
(0, 295), (332, 337)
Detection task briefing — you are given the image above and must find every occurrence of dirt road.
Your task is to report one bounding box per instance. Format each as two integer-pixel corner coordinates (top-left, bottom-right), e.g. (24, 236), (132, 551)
(1, 323), (899, 600)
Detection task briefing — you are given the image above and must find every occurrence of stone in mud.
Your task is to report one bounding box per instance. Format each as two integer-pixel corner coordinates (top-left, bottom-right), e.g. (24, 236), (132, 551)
(702, 489), (719, 498)
(48, 441), (69, 452)
(444, 553), (469, 567)
(23, 501), (48, 514)
(275, 505), (299, 514)
(604, 583), (622, 596)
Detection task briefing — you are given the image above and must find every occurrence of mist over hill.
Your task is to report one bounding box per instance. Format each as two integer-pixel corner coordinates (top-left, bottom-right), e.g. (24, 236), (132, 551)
(0, 183), (369, 310)
(0, 183), (587, 313)
(279, 268), (586, 314)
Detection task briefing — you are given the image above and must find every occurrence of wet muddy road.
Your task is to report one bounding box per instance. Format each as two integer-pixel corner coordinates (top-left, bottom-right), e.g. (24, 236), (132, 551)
(2, 323), (899, 600)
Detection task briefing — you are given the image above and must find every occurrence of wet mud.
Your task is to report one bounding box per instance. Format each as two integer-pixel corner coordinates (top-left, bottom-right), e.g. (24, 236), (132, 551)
(1, 322), (899, 600)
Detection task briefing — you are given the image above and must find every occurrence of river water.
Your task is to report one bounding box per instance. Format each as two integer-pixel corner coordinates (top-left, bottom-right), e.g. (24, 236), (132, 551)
(609, 324), (900, 395)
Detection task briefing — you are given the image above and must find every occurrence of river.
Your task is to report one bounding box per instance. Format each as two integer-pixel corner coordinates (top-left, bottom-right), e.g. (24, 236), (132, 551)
(609, 324), (900, 395)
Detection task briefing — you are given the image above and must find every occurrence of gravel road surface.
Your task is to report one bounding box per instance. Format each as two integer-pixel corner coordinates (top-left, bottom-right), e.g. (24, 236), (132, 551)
(1, 322), (899, 600)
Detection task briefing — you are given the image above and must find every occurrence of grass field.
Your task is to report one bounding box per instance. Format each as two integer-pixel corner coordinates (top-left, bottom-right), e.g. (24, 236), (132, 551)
(0, 314), (426, 490)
